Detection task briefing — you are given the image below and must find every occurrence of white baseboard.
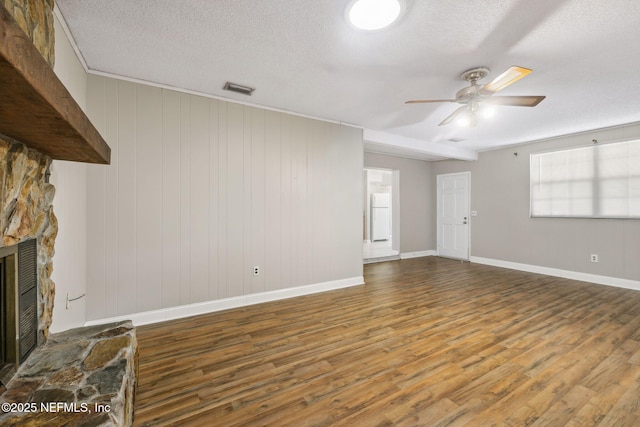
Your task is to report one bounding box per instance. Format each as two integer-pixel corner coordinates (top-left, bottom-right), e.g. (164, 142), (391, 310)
(84, 276), (364, 327)
(470, 256), (640, 291)
(363, 255), (400, 264)
(400, 250), (436, 260)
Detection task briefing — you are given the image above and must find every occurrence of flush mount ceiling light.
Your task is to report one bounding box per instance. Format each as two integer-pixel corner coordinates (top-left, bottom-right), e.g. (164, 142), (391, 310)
(346, 0), (405, 31)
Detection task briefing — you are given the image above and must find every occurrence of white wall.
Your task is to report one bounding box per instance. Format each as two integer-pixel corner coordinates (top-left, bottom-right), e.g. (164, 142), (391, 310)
(84, 75), (364, 322)
(49, 11), (89, 332)
(433, 123), (640, 284)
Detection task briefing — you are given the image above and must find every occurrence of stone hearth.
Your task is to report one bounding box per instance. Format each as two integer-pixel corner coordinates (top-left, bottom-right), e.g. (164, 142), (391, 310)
(0, 321), (137, 426)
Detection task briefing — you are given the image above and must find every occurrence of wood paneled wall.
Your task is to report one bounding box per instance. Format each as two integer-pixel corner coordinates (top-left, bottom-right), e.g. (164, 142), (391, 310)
(84, 76), (363, 320)
(49, 12), (89, 332)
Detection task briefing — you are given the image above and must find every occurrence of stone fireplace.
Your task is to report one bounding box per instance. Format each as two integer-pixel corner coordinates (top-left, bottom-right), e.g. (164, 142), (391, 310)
(0, 2), (137, 424)
(0, 3), (136, 425)
(1, 0), (58, 347)
(0, 90), (58, 385)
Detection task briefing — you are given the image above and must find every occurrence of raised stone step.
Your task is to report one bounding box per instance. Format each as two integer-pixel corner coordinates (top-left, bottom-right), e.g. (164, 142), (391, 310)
(0, 321), (137, 426)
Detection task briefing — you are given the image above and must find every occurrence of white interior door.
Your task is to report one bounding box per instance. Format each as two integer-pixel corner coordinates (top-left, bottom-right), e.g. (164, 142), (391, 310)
(437, 172), (470, 260)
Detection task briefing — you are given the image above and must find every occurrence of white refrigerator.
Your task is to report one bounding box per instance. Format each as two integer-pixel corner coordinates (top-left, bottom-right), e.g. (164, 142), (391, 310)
(371, 193), (391, 241)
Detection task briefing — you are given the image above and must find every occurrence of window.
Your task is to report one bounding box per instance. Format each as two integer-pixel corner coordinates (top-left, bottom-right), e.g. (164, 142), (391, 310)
(530, 139), (640, 218)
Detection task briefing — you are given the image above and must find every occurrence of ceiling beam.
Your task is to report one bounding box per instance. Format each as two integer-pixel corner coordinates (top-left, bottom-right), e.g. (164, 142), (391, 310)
(363, 129), (478, 161)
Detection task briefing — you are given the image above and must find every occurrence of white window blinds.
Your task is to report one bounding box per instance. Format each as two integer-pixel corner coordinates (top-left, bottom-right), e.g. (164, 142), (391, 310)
(530, 139), (640, 218)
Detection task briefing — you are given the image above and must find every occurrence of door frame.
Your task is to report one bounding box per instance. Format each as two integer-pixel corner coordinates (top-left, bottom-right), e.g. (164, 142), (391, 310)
(436, 171), (471, 261)
(363, 168), (400, 258)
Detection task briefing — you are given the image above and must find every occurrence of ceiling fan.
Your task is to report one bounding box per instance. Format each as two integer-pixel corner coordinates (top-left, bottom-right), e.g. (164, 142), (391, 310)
(406, 66), (545, 127)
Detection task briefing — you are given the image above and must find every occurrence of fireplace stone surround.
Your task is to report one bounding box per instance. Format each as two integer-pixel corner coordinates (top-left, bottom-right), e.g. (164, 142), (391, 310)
(1, 1), (136, 425)
(1, 0), (58, 352)
(0, 128), (57, 366)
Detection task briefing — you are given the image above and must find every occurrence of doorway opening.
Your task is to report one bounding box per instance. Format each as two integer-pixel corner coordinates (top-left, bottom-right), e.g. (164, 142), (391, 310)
(363, 168), (400, 263)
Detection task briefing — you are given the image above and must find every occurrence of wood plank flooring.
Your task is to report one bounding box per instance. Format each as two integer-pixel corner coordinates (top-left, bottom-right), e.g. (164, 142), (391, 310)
(133, 257), (640, 426)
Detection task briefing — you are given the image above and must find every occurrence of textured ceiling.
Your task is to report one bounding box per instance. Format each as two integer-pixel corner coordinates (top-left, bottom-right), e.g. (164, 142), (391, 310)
(56, 0), (640, 161)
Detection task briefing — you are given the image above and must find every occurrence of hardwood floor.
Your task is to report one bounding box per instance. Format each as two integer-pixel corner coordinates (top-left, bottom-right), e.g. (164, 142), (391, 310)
(133, 257), (640, 426)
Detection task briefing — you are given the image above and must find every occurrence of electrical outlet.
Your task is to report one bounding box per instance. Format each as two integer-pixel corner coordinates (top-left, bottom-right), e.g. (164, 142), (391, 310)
(591, 254), (599, 263)
(253, 266), (260, 276)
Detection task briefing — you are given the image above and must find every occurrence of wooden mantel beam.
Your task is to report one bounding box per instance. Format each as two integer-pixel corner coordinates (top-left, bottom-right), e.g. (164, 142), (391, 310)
(0, 4), (110, 164)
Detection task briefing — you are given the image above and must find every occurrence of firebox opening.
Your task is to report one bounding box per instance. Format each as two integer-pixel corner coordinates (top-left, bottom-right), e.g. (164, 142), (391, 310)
(0, 250), (18, 386)
(0, 239), (38, 388)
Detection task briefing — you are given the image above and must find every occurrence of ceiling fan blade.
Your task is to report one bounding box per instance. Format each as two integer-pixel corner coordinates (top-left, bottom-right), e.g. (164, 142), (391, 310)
(439, 105), (468, 126)
(481, 66), (532, 94)
(487, 95), (546, 107)
(405, 99), (457, 104)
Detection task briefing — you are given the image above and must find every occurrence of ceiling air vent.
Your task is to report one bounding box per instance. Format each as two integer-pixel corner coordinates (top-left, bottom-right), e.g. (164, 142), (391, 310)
(223, 82), (255, 96)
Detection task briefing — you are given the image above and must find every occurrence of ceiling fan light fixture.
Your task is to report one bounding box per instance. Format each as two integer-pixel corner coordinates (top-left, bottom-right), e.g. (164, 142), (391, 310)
(456, 110), (475, 128)
(346, 0), (405, 31)
(456, 116), (470, 127)
(480, 104), (496, 119)
(407, 65), (544, 128)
